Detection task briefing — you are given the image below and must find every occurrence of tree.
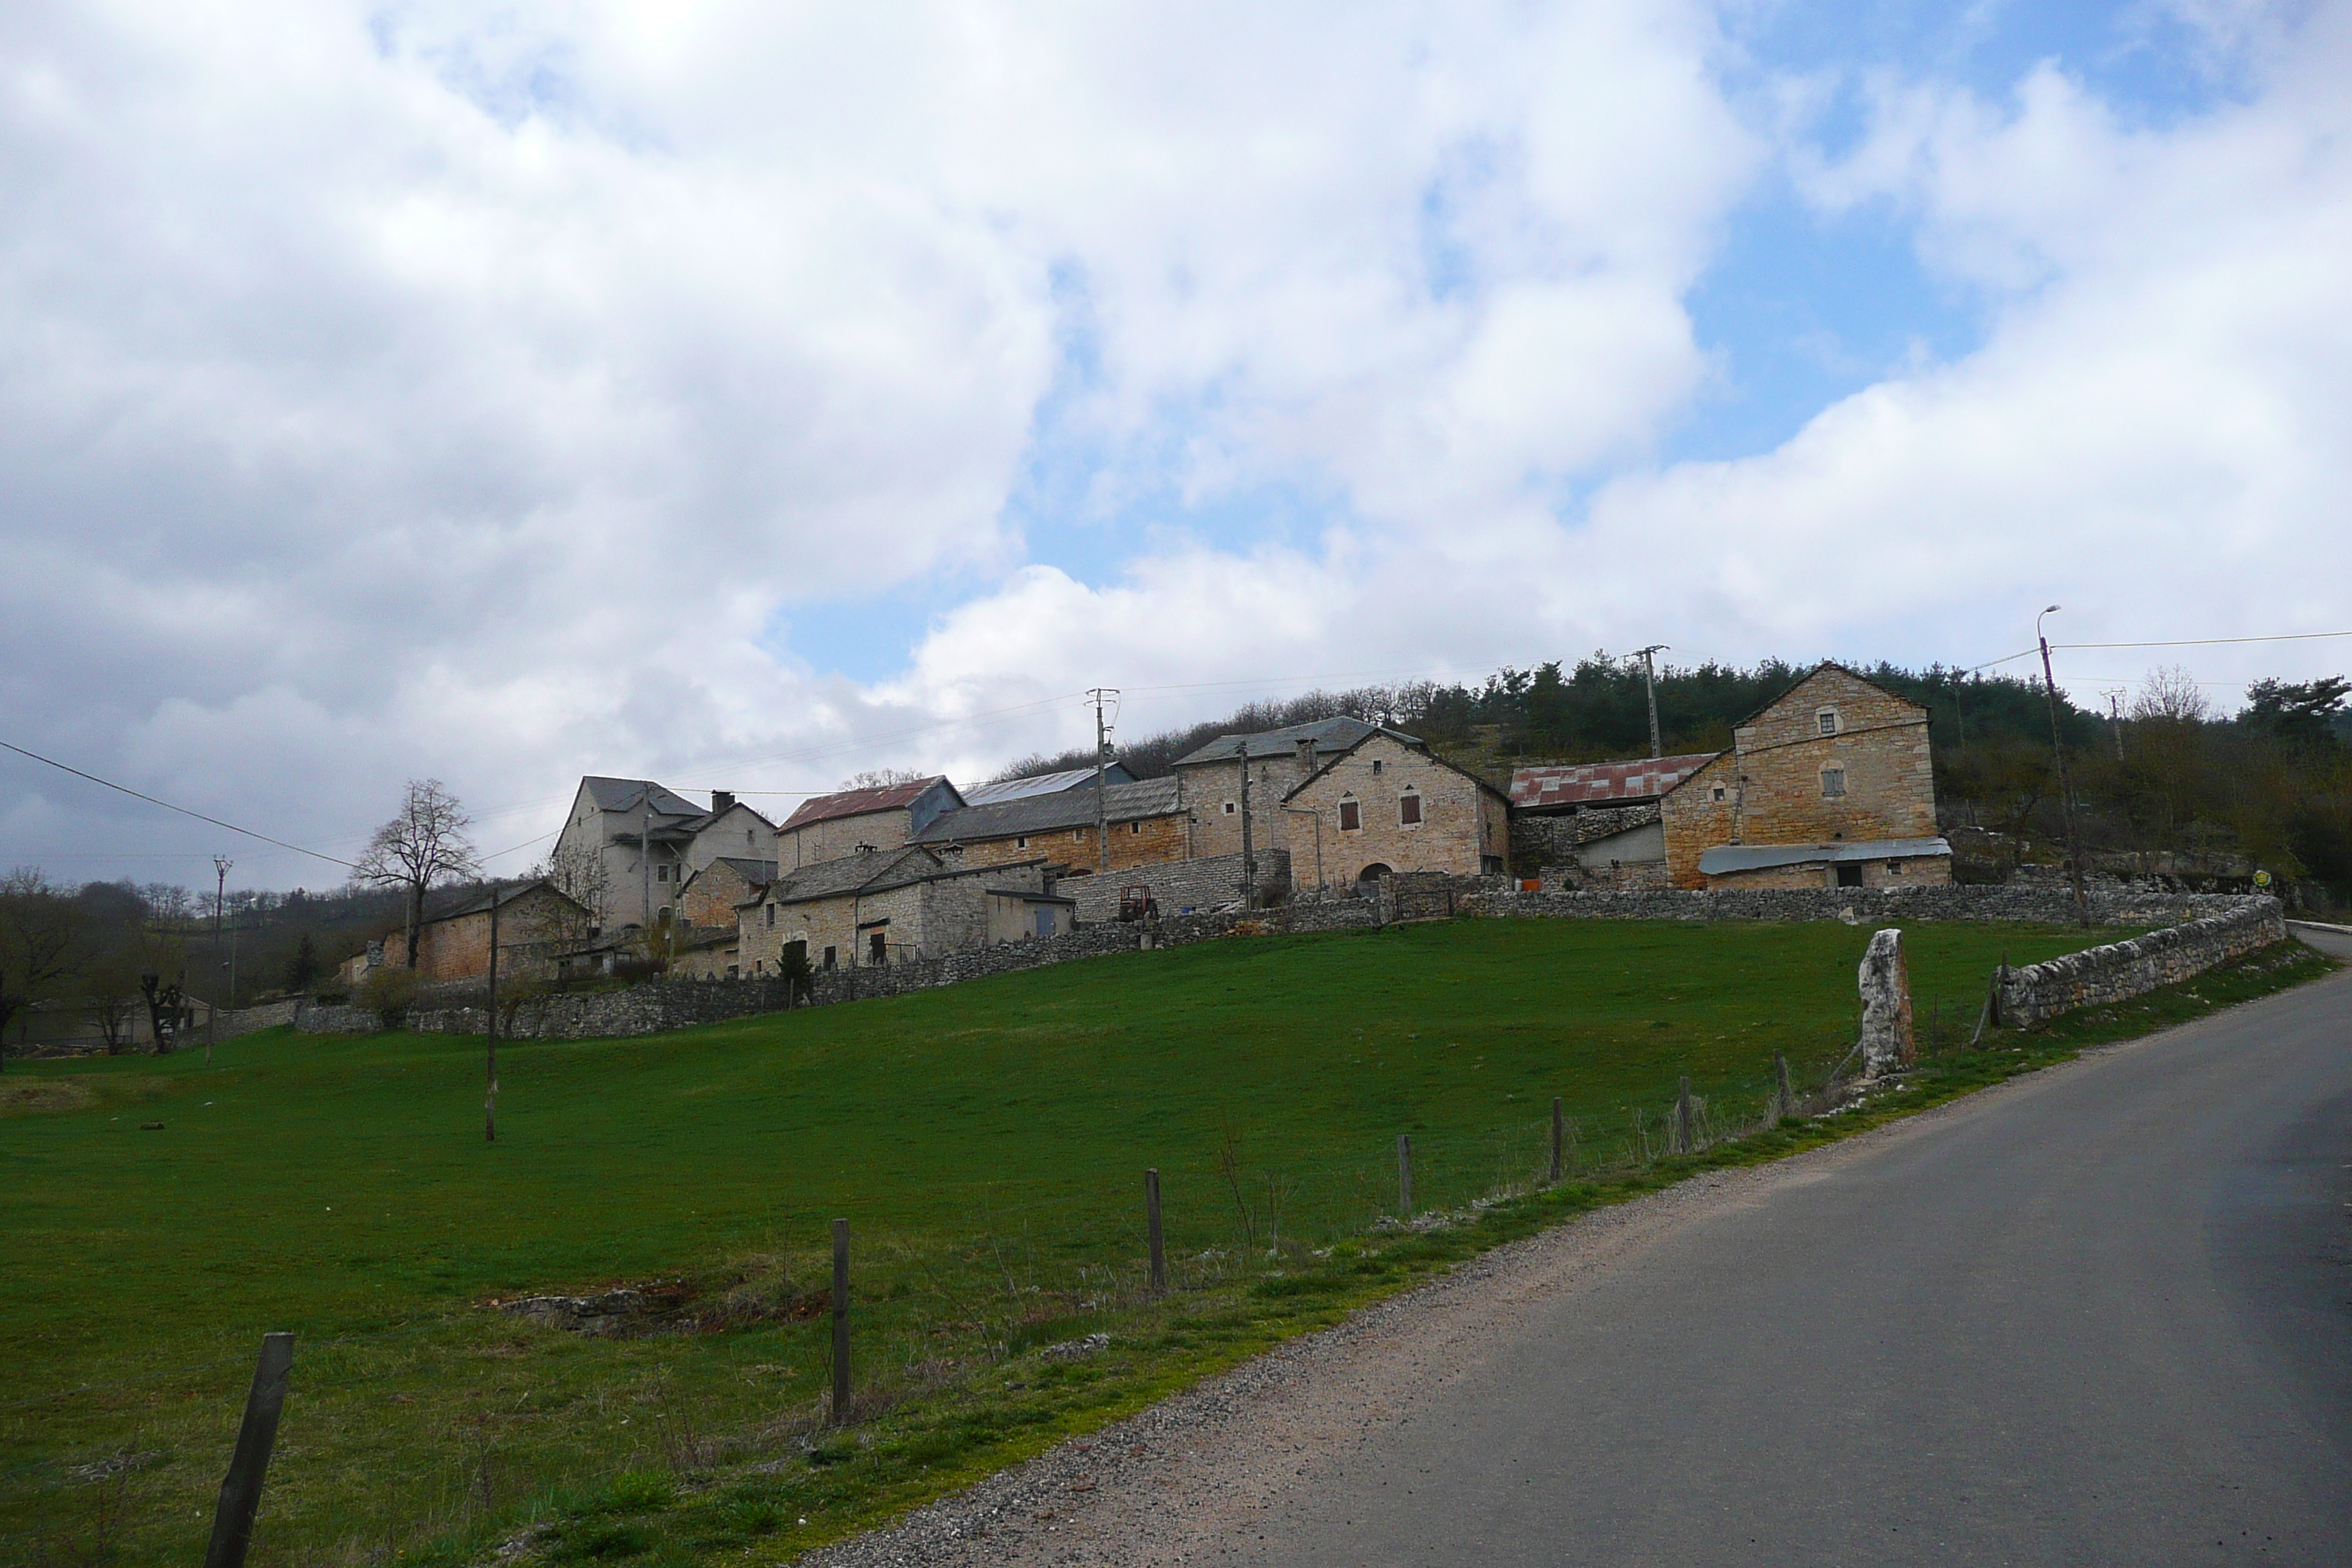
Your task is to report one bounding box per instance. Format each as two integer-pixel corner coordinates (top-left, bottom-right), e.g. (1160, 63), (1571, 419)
(839, 767), (926, 790)
(355, 780), (482, 968)
(282, 932), (321, 993)
(534, 839), (611, 943)
(2242, 676), (2350, 753)
(0, 870), (88, 1067)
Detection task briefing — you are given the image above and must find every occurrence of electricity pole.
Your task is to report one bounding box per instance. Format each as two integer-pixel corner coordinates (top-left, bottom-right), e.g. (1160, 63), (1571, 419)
(2037, 607), (2090, 927)
(211, 856), (233, 1057)
(2104, 690), (2127, 761)
(1088, 687), (1118, 877)
(1237, 748), (1256, 911)
(1630, 645), (1670, 759)
(486, 880), (499, 1143)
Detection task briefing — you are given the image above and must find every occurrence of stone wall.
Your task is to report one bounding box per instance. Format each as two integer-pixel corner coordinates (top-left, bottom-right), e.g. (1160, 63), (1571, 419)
(1510, 802), (1662, 868)
(1993, 900), (2287, 1025)
(1066, 850), (1289, 921)
(1462, 881), (2266, 928)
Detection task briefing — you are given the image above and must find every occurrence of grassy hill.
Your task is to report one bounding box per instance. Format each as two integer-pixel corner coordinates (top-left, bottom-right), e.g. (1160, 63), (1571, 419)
(3, 915), (2147, 1563)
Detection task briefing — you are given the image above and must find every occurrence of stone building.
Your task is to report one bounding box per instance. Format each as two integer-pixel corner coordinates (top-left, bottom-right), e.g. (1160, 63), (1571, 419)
(774, 777), (965, 869)
(1280, 728), (1511, 889)
(959, 763), (1135, 806)
(909, 776), (1191, 880)
(1659, 665), (1950, 890)
(678, 856), (777, 929)
(1172, 717), (1400, 863)
(381, 881), (592, 984)
(1509, 754), (1718, 887)
(551, 778), (777, 932)
(736, 845), (1069, 976)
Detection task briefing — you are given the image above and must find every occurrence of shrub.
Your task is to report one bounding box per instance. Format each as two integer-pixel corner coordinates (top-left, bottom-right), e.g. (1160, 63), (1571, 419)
(358, 965), (418, 1029)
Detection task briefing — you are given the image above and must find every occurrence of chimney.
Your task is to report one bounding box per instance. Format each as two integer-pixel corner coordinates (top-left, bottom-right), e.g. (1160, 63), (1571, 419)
(711, 790), (736, 813)
(1294, 736), (1316, 775)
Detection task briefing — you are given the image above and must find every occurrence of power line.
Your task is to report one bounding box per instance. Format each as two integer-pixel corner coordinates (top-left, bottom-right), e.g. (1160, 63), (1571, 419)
(2056, 630), (2352, 651)
(0, 739), (358, 870)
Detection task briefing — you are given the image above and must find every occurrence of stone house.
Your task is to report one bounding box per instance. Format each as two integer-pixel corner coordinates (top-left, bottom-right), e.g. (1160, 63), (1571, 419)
(551, 778), (777, 932)
(379, 881), (592, 985)
(736, 845), (1069, 976)
(1280, 728), (1511, 889)
(1508, 755), (1716, 888)
(774, 777), (965, 869)
(908, 776), (1191, 881)
(678, 856), (778, 928)
(1659, 664), (1951, 890)
(1172, 717), (1398, 863)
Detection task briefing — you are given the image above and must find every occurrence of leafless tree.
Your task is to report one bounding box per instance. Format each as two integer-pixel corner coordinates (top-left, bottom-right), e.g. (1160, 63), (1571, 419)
(2131, 665), (2213, 725)
(355, 780), (482, 968)
(0, 870), (88, 1068)
(838, 767), (926, 790)
(532, 839), (610, 943)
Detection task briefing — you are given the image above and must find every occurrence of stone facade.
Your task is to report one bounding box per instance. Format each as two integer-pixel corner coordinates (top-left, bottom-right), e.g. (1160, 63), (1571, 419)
(1279, 731), (1510, 889)
(1661, 666), (1943, 889)
(551, 779), (778, 932)
(678, 857), (776, 928)
(1172, 717), (1393, 862)
(1064, 850), (1289, 921)
(774, 777), (963, 870)
(383, 882), (588, 984)
(737, 851), (1056, 976)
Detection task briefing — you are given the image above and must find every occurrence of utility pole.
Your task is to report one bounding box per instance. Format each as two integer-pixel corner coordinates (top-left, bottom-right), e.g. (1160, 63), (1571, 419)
(1237, 747), (1256, 911)
(1088, 687), (1118, 877)
(485, 879), (500, 1144)
(639, 785), (653, 950)
(1630, 645), (1670, 758)
(2037, 607), (2090, 927)
(211, 856), (233, 1057)
(2104, 690), (2127, 761)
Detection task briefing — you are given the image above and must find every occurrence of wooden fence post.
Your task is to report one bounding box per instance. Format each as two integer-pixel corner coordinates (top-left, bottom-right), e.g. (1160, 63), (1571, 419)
(1676, 1077), (1693, 1154)
(1773, 1052), (1792, 1121)
(1145, 1169), (1166, 1295)
(203, 1331), (294, 1568)
(1397, 1134), (1412, 1217)
(1549, 1097), (1564, 1182)
(830, 1219), (851, 1425)
(1970, 960), (2005, 1048)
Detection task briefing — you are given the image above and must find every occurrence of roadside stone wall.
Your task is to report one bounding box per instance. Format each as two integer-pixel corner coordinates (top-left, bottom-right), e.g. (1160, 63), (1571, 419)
(1993, 900), (2287, 1026)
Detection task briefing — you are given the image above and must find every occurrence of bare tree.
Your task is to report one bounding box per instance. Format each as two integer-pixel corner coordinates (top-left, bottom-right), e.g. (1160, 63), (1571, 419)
(838, 767), (926, 790)
(355, 780), (482, 968)
(532, 839), (610, 943)
(2131, 665), (2213, 725)
(0, 870), (88, 1068)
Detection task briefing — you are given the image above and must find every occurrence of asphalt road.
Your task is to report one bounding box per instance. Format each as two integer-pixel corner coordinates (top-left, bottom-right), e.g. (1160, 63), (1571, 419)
(1227, 930), (2352, 1567)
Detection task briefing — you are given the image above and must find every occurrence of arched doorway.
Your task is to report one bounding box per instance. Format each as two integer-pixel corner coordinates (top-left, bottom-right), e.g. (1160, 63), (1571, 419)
(1357, 863), (1392, 884)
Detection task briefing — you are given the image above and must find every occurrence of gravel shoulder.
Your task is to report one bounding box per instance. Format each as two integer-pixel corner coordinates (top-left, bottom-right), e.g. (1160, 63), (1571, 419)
(796, 1031), (2151, 1568)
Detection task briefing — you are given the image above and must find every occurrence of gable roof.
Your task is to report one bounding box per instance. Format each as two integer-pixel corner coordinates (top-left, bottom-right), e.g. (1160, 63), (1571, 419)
(1174, 716), (1412, 767)
(1510, 754), (1720, 811)
(1731, 663), (1926, 733)
(690, 857), (780, 888)
(579, 776), (702, 818)
(758, 844), (1030, 905)
(910, 776), (1184, 845)
(960, 764), (1135, 806)
(1280, 726), (1509, 804)
(778, 777), (960, 833)
(418, 878), (587, 927)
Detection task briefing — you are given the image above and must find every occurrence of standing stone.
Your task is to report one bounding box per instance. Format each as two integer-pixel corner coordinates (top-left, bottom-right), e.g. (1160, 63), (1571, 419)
(1858, 928), (1915, 1077)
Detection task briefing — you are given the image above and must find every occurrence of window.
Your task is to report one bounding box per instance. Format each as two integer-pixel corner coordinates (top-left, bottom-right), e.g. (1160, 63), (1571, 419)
(869, 931), (887, 966)
(1371, 758), (1383, 776)
(1820, 766), (1847, 798)
(822, 945), (837, 970)
(1016, 834), (1028, 848)
(1399, 792), (1422, 826)
(1711, 785), (1727, 802)
(1888, 859), (1904, 876)
(1836, 863), (1864, 888)
(1128, 821), (1142, 834)
(1222, 802), (1237, 815)
(655, 864), (668, 883)
(1817, 709), (1840, 736)
(765, 905), (776, 927)
(1338, 797), (1362, 832)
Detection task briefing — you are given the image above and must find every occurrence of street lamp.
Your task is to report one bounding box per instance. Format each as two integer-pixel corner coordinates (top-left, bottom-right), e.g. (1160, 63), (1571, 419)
(2035, 608), (2089, 927)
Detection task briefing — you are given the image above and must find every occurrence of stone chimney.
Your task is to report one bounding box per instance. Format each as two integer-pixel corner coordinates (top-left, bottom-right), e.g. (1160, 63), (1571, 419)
(710, 790), (736, 813)
(1294, 736), (1316, 776)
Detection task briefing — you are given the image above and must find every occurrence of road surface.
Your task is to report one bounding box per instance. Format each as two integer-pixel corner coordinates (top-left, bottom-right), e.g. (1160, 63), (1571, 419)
(815, 932), (2351, 1567)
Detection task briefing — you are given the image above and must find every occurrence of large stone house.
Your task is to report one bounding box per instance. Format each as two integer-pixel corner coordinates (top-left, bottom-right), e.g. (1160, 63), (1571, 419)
(736, 845), (1071, 976)
(774, 777), (965, 869)
(552, 778), (777, 932)
(908, 776), (1190, 879)
(1172, 717), (1398, 863)
(1281, 727), (1512, 889)
(678, 856), (779, 928)
(1659, 665), (1950, 889)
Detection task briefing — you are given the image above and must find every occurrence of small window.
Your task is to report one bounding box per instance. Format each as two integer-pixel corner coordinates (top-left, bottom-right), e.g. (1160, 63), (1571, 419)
(823, 945), (837, 970)
(1821, 766), (1847, 799)
(1016, 834), (1028, 848)
(1222, 802), (1237, 815)
(1338, 798), (1362, 832)
(1888, 859), (1904, 876)
(1128, 821), (1142, 834)
(655, 864), (667, 883)
(1817, 709), (1840, 736)
(1371, 758), (1383, 776)
(1400, 792), (1422, 826)
(765, 905), (776, 927)
(1711, 785), (1727, 802)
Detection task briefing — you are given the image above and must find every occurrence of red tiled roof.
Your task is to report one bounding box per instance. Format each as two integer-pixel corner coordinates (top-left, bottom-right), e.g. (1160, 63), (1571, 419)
(1509, 753), (1719, 810)
(778, 777), (951, 832)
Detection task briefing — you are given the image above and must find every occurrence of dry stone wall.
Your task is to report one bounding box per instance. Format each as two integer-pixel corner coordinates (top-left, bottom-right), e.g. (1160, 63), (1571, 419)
(1066, 850), (1289, 921)
(1993, 900), (2287, 1026)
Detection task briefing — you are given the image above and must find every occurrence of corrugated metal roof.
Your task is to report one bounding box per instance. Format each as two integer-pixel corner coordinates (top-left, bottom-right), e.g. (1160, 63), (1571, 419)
(961, 764), (1134, 805)
(911, 776), (1183, 843)
(778, 777), (957, 833)
(1698, 837), (1952, 875)
(1175, 716), (1412, 766)
(1509, 753), (1719, 810)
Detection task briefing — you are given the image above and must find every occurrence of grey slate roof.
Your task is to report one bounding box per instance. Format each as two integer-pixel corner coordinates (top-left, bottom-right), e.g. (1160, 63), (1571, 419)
(960, 764), (1136, 806)
(1173, 716), (1412, 766)
(696, 857), (779, 886)
(760, 845), (1044, 905)
(911, 776), (1184, 844)
(1697, 837), (1952, 875)
(580, 776), (703, 817)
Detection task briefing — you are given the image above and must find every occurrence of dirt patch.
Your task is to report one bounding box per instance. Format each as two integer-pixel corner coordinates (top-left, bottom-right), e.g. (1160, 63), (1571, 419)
(0, 1079), (95, 1115)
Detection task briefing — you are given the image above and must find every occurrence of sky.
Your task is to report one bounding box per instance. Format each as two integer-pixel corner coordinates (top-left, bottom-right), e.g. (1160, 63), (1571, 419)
(3, 0), (2348, 892)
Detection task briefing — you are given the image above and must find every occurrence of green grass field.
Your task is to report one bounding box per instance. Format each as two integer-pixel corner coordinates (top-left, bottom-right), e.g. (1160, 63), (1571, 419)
(1, 916), (2215, 1564)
